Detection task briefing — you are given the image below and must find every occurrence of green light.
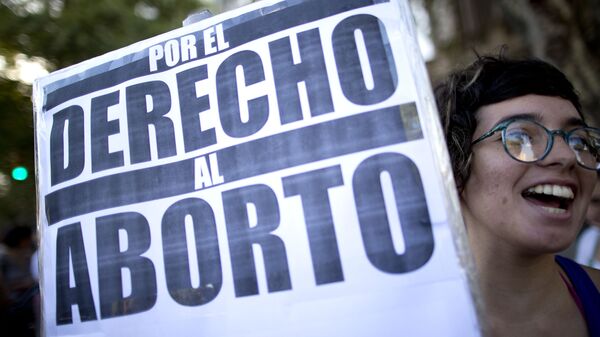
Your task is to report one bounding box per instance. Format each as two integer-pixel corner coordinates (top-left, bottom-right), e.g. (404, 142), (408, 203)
(11, 166), (28, 181)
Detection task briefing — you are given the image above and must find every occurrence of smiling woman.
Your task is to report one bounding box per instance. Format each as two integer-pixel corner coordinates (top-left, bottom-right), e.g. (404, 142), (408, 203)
(435, 55), (600, 337)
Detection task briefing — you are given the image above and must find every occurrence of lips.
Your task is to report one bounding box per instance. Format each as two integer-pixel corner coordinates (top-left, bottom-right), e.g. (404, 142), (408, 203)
(521, 184), (575, 214)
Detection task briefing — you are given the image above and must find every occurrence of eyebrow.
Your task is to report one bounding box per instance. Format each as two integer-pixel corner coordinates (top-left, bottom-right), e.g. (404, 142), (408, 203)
(493, 113), (540, 126)
(564, 116), (587, 128)
(495, 113), (586, 128)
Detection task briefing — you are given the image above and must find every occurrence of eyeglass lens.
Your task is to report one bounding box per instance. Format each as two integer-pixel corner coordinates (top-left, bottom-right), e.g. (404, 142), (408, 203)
(503, 120), (600, 169)
(569, 128), (600, 169)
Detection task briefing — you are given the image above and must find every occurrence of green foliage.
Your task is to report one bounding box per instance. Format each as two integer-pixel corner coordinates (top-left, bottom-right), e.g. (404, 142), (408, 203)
(0, 0), (208, 68)
(0, 0), (209, 230)
(0, 77), (34, 228)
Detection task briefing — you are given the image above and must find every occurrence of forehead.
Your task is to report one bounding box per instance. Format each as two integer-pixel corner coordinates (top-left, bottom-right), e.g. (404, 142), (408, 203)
(474, 94), (583, 132)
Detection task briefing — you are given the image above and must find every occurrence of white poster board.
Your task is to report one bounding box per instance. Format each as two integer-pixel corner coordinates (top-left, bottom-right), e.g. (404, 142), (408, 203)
(33, 0), (481, 336)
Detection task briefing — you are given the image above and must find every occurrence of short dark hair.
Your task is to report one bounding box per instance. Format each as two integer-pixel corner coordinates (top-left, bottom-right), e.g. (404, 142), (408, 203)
(434, 54), (583, 191)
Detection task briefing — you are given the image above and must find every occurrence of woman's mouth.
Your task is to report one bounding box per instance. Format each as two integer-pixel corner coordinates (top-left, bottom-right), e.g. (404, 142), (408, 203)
(521, 184), (575, 214)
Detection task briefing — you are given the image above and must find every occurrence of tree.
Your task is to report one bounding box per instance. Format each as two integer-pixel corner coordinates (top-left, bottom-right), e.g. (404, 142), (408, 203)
(0, 0), (210, 230)
(422, 0), (600, 127)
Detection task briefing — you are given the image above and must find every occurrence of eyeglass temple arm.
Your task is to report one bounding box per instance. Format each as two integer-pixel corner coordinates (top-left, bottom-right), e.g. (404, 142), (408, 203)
(471, 126), (502, 145)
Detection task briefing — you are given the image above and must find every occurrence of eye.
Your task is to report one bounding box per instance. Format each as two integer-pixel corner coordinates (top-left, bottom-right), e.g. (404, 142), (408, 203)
(569, 135), (589, 152)
(502, 120), (549, 162)
(569, 129), (600, 154)
(505, 128), (534, 146)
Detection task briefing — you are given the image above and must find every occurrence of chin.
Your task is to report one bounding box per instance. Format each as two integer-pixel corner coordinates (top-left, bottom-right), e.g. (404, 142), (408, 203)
(517, 234), (574, 256)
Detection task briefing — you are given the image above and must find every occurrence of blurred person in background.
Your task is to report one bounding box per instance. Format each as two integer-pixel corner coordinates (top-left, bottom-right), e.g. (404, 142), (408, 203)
(0, 225), (38, 337)
(576, 172), (600, 268)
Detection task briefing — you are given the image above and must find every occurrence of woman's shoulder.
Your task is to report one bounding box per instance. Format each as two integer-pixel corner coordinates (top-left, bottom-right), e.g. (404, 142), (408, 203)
(556, 255), (600, 292)
(582, 265), (600, 291)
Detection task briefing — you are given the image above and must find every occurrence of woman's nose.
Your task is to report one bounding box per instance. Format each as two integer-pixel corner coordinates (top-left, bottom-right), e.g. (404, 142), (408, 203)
(542, 131), (578, 167)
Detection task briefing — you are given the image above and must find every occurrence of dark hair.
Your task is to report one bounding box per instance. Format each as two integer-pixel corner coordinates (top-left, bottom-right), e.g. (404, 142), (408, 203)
(434, 54), (583, 191)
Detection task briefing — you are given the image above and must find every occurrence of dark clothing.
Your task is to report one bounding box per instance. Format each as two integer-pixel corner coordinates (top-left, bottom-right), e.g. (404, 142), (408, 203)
(0, 247), (37, 337)
(556, 255), (600, 337)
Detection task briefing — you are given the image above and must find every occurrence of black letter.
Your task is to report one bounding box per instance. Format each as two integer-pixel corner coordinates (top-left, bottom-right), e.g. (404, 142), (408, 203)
(126, 81), (176, 163)
(216, 51), (268, 138)
(282, 166), (344, 285)
(222, 184), (291, 297)
(91, 91), (124, 172)
(162, 198), (222, 306)
(96, 212), (156, 318)
(56, 222), (97, 325)
(50, 105), (85, 185)
(176, 65), (216, 152)
(332, 14), (397, 105)
(352, 153), (433, 273)
(269, 29), (334, 124)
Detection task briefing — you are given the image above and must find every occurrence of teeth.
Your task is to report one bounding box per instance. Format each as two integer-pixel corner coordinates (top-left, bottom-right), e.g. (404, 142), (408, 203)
(526, 184), (574, 199)
(541, 206), (567, 214)
(544, 185), (552, 194)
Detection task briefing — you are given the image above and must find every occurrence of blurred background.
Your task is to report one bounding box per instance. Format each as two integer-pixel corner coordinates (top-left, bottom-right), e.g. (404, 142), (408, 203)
(0, 0), (598, 233)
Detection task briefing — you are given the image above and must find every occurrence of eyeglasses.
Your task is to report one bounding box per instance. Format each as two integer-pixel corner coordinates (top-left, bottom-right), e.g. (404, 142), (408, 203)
(472, 118), (600, 170)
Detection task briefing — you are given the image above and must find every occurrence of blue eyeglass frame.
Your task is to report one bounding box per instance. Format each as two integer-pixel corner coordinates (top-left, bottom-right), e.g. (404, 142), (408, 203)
(471, 117), (600, 170)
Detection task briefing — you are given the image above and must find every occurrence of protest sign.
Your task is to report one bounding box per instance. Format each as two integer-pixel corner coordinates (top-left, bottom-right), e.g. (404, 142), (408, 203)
(33, 0), (482, 336)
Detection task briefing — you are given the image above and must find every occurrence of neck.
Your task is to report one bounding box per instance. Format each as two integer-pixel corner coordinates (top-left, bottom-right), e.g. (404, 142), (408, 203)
(474, 244), (558, 297)
(459, 202), (587, 336)
(468, 229), (572, 331)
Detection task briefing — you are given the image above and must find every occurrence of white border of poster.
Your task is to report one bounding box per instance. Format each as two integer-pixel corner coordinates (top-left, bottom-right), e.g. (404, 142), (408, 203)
(33, 0), (482, 336)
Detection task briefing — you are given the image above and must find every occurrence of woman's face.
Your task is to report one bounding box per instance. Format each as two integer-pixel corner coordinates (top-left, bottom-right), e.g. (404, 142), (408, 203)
(461, 94), (596, 255)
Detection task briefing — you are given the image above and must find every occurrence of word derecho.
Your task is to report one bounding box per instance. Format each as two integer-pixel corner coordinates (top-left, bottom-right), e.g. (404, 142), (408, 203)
(50, 14), (396, 186)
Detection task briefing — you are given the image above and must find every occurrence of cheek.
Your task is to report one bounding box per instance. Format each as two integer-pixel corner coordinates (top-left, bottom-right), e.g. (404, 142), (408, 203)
(470, 164), (506, 194)
(580, 170), (597, 195)
(464, 172), (505, 209)
(587, 204), (600, 224)
(464, 156), (519, 219)
(469, 145), (513, 184)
